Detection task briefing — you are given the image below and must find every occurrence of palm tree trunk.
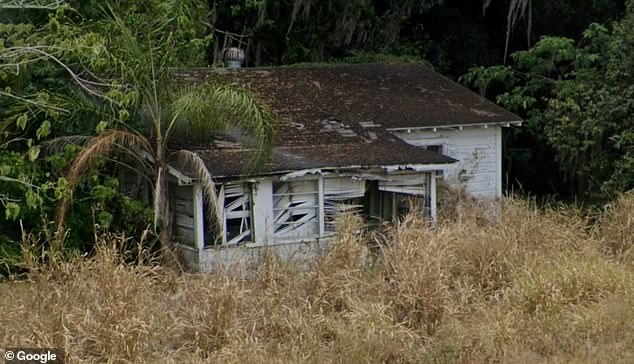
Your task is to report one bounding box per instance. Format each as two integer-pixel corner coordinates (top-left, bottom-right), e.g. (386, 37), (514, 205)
(154, 164), (172, 249)
(153, 165), (164, 231)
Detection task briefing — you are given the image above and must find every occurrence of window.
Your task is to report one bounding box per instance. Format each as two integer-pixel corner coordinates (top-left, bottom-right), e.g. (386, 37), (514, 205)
(273, 179), (319, 240)
(221, 183), (253, 246)
(364, 174), (431, 222)
(203, 183), (254, 247)
(364, 181), (393, 221)
(323, 177), (365, 233)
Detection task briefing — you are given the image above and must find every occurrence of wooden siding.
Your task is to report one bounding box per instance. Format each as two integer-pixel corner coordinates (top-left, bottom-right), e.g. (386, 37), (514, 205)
(171, 184), (195, 247)
(393, 126), (502, 199)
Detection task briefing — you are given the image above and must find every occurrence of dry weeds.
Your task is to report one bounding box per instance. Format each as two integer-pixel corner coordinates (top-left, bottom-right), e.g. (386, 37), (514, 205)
(1, 193), (634, 363)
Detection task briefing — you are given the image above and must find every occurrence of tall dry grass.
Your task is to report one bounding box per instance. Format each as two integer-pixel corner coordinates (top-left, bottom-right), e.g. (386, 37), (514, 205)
(1, 193), (634, 363)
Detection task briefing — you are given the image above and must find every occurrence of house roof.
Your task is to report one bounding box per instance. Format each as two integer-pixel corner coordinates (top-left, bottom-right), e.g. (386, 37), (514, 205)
(173, 63), (521, 130)
(174, 118), (456, 178)
(170, 63), (521, 178)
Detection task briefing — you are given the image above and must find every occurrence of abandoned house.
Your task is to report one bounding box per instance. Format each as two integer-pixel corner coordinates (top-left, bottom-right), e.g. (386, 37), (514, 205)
(162, 64), (521, 271)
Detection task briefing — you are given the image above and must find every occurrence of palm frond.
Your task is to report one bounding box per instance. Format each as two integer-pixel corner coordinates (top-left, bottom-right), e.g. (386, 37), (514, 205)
(167, 84), (275, 144)
(167, 84), (276, 174)
(504, 0), (532, 61)
(66, 129), (152, 190)
(55, 129), (153, 238)
(42, 135), (92, 155)
(169, 149), (223, 237)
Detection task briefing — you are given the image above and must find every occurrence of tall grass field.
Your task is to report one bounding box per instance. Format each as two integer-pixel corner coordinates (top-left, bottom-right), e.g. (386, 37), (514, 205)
(1, 193), (634, 363)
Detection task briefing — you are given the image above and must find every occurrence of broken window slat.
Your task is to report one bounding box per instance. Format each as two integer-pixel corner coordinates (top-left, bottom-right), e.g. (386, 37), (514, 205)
(276, 219), (318, 228)
(226, 211), (251, 219)
(272, 191), (321, 197)
(225, 230), (251, 246)
(216, 182), (253, 246)
(322, 177), (366, 232)
(379, 186), (427, 195)
(274, 209), (317, 223)
(225, 196), (249, 212)
(273, 179), (320, 239)
(224, 188), (245, 196)
(273, 210), (293, 224)
(272, 205), (319, 211)
(275, 217), (319, 236)
(378, 173), (429, 196)
(273, 199), (310, 208)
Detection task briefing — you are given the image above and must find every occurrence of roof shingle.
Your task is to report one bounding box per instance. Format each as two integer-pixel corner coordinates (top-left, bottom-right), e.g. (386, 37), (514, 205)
(171, 64), (519, 178)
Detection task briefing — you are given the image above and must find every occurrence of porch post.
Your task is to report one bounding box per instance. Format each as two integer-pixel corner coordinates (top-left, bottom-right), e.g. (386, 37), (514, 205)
(253, 178), (274, 245)
(496, 125), (503, 199)
(192, 184), (205, 251)
(318, 176), (325, 237)
(430, 171), (437, 226)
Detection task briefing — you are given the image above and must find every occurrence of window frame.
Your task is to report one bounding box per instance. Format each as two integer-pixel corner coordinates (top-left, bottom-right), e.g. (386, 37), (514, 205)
(272, 177), (322, 241)
(204, 182), (255, 248)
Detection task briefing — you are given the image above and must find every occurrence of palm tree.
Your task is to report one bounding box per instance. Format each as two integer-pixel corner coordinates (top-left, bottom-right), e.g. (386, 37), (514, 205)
(56, 86), (274, 248)
(46, 4), (275, 249)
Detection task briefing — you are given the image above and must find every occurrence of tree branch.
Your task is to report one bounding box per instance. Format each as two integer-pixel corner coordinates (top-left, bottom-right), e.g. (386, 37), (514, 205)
(1, 46), (119, 104)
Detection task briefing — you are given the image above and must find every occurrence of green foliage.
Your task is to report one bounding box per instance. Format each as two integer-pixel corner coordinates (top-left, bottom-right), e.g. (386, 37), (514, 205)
(0, 0), (212, 261)
(4, 203), (20, 221)
(462, 2), (634, 202)
(209, 0), (442, 65)
(1, 0), (277, 261)
(337, 52), (429, 66)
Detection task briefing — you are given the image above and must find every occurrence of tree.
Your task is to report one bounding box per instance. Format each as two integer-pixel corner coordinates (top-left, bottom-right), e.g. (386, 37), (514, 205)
(461, 0), (634, 202)
(207, 0), (443, 65)
(1, 2), (275, 251)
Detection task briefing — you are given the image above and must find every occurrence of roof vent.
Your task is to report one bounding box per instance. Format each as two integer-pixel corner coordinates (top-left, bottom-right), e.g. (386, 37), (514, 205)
(224, 47), (246, 69)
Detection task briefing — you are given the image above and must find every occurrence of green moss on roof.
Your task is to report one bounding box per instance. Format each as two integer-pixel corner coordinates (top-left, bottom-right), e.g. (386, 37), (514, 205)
(289, 53), (432, 68)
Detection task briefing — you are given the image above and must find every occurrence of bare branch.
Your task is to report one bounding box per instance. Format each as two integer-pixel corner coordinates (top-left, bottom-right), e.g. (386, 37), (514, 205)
(0, 0), (64, 10)
(0, 90), (71, 114)
(0, 176), (40, 189)
(1, 46), (119, 104)
(0, 137), (28, 149)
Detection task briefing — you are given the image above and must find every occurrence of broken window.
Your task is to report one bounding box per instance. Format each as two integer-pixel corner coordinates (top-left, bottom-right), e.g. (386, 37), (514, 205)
(323, 177), (365, 232)
(378, 173), (429, 196)
(365, 182), (396, 221)
(273, 179), (319, 240)
(220, 183), (253, 246)
(365, 173), (431, 221)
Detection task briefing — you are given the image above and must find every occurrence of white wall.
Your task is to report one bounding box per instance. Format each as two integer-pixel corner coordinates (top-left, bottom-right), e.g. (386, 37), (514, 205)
(393, 126), (502, 199)
(181, 172), (439, 271)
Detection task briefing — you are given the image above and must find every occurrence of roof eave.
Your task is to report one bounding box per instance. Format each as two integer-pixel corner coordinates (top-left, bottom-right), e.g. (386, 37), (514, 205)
(387, 120), (523, 132)
(191, 161), (457, 181)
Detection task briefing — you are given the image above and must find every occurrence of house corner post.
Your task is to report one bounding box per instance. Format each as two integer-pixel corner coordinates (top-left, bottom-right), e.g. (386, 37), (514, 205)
(193, 184), (205, 261)
(318, 176), (325, 237)
(430, 171), (437, 226)
(496, 125), (503, 199)
(253, 178), (274, 245)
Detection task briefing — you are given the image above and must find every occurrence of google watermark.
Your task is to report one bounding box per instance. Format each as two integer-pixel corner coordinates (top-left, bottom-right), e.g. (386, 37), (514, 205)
(3, 348), (64, 364)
